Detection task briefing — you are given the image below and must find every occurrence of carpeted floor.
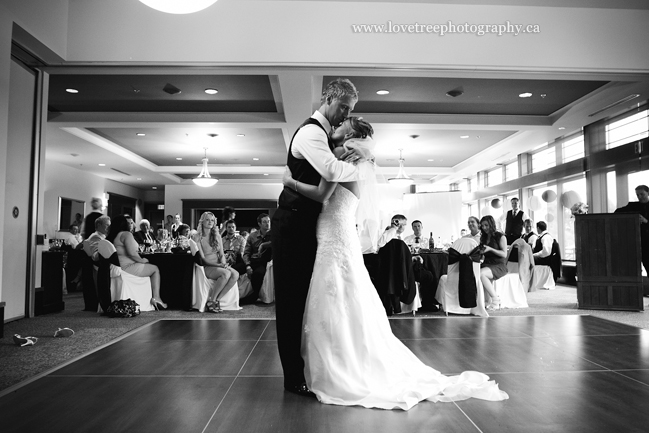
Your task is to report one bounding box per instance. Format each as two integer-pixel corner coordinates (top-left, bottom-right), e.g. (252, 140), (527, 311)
(1, 285), (648, 393)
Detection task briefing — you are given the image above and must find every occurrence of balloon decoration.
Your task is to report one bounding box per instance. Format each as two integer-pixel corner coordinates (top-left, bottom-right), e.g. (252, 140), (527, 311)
(545, 213), (555, 223)
(481, 206), (492, 217)
(542, 190), (557, 203)
(560, 190), (581, 209)
(528, 195), (543, 212)
(491, 198), (502, 209)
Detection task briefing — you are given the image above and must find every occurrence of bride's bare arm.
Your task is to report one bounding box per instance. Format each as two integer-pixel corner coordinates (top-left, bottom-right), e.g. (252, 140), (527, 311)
(283, 166), (336, 203)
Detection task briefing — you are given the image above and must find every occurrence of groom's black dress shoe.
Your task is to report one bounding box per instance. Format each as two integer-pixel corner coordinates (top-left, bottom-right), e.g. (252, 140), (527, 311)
(285, 383), (317, 399)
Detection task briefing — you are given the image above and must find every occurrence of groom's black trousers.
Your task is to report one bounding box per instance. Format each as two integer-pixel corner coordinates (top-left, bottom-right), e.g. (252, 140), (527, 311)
(271, 206), (319, 388)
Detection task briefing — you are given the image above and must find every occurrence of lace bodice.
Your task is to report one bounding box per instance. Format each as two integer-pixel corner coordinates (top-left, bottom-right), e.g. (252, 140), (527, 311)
(316, 185), (360, 258)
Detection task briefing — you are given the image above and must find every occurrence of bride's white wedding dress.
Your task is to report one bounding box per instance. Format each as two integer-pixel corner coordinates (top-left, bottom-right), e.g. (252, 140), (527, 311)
(302, 185), (508, 410)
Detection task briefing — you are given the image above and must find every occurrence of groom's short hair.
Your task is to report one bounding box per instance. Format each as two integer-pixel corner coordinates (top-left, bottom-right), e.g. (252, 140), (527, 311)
(321, 78), (358, 104)
(391, 214), (407, 223)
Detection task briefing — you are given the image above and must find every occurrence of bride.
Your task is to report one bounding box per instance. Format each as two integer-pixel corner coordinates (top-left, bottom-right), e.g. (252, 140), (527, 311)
(282, 117), (508, 410)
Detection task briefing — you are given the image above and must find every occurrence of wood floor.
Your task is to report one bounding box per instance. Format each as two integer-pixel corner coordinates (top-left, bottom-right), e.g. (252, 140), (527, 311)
(1, 315), (649, 433)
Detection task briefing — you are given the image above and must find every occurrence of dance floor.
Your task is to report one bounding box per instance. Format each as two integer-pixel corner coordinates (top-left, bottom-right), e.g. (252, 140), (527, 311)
(1, 316), (649, 433)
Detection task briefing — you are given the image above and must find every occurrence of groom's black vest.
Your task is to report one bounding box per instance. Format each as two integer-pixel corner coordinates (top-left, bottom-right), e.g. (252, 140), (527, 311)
(277, 117), (331, 216)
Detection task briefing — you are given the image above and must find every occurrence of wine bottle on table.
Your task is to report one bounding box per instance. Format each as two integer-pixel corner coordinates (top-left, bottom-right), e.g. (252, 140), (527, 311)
(429, 232), (434, 250)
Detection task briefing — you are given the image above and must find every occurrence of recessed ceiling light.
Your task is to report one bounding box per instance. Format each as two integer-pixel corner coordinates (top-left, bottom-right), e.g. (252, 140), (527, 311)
(137, 178), (142, 180)
(237, 134), (245, 137)
(98, 163), (106, 166)
(519, 92), (533, 98)
(558, 127), (565, 130)
(460, 135), (469, 139)
(376, 90), (390, 95)
(136, 133), (146, 136)
(152, 186), (157, 189)
(65, 88), (79, 94)
(176, 157), (183, 160)
(427, 159), (435, 162)
(264, 173), (269, 176)
(253, 158), (260, 161)
(204, 88), (218, 95)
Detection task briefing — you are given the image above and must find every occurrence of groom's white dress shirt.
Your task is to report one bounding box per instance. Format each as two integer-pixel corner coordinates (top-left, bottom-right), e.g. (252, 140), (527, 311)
(291, 111), (359, 183)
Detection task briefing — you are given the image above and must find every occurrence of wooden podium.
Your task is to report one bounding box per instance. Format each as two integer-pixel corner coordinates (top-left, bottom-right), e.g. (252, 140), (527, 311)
(575, 213), (644, 311)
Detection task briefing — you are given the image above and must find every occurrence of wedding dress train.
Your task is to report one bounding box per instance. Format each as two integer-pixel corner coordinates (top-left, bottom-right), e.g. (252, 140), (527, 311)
(302, 185), (508, 410)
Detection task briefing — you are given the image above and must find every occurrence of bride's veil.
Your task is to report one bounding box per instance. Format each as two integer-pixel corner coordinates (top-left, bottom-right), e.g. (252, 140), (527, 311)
(345, 137), (383, 253)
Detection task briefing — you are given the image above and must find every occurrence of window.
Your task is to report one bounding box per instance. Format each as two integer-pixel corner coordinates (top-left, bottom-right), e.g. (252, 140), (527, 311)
(531, 147), (556, 173)
(505, 161), (518, 181)
(607, 171), (617, 212)
(487, 167), (503, 187)
(628, 169), (649, 201)
(606, 109), (648, 150)
(561, 134), (584, 163)
(560, 177), (587, 261)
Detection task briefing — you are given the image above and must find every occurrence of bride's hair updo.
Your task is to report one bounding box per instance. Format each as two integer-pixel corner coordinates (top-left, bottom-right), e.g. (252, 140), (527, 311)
(348, 117), (374, 139)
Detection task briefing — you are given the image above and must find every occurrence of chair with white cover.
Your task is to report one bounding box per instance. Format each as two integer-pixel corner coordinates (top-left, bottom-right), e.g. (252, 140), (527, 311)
(190, 240), (241, 311)
(258, 260), (275, 304)
(400, 282), (422, 315)
(506, 239), (534, 292)
(531, 265), (556, 290)
(491, 274), (528, 309)
(98, 239), (155, 312)
(435, 238), (488, 317)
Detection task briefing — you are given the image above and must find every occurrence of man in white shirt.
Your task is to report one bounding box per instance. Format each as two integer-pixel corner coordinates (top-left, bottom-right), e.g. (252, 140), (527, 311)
(83, 216), (111, 262)
(501, 197), (528, 244)
(522, 219), (538, 248)
(403, 220), (428, 250)
(378, 214), (408, 249)
(532, 221), (554, 266)
(222, 219), (246, 274)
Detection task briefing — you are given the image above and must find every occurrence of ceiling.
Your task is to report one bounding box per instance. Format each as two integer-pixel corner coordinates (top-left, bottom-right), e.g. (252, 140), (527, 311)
(44, 68), (649, 191)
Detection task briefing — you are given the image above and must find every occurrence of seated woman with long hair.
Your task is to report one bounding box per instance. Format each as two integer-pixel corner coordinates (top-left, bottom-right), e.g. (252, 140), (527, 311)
(479, 215), (508, 310)
(106, 214), (166, 310)
(195, 212), (239, 312)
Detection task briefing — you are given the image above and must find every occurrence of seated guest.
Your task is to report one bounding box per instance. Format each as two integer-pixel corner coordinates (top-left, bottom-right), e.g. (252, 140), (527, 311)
(195, 212), (238, 312)
(532, 221), (553, 266)
(403, 220), (428, 250)
(107, 214), (166, 310)
(615, 184), (649, 274)
(222, 219), (247, 274)
(460, 229), (468, 237)
(464, 216), (482, 244)
(170, 213), (183, 238)
(124, 214), (136, 233)
(239, 230), (250, 247)
(83, 216), (111, 262)
(479, 215), (508, 310)
(133, 219), (155, 246)
(220, 206), (236, 236)
(164, 214), (174, 233)
(156, 228), (170, 251)
(242, 213), (272, 305)
(522, 219), (538, 247)
(73, 212), (83, 228)
(173, 224), (192, 252)
(67, 224), (83, 249)
(377, 214), (407, 249)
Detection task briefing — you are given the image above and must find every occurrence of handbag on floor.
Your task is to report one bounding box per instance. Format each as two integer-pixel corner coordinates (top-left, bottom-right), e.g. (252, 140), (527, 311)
(106, 299), (140, 318)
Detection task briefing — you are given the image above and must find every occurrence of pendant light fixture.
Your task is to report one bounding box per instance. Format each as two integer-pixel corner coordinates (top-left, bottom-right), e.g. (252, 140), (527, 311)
(388, 149), (414, 185)
(139, 0), (218, 15)
(193, 148), (218, 187)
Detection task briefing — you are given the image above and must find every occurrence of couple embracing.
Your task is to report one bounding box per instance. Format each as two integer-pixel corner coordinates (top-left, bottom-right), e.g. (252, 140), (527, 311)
(271, 78), (508, 410)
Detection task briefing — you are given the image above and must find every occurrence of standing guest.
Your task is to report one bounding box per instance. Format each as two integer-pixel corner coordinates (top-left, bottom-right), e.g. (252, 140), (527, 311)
(170, 213), (183, 238)
(522, 219), (538, 248)
(82, 197), (104, 240)
(107, 214), (166, 310)
(222, 219), (247, 274)
(377, 214), (408, 249)
(532, 221), (554, 266)
(243, 213), (273, 305)
(164, 214), (174, 233)
(133, 219), (155, 246)
(615, 185), (649, 274)
(501, 197), (528, 245)
(479, 215), (508, 310)
(73, 213), (83, 228)
(195, 212), (238, 312)
(220, 206), (236, 236)
(464, 216), (482, 244)
(403, 220), (428, 250)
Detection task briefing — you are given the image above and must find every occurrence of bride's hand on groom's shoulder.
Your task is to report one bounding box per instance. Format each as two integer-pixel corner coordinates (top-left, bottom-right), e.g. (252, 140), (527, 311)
(340, 145), (374, 165)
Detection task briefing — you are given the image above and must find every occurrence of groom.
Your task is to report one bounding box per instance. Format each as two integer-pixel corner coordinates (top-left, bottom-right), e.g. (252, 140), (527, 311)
(271, 78), (371, 397)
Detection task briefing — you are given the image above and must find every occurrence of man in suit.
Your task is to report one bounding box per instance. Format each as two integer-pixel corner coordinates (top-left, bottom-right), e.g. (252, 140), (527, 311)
(241, 213), (272, 305)
(133, 219), (154, 246)
(81, 197), (104, 240)
(271, 78), (371, 397)
(502, 197), (528, 245)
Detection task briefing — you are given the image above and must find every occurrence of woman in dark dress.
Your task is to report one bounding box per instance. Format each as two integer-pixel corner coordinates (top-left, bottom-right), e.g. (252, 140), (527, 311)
(479, 215), (508, 310)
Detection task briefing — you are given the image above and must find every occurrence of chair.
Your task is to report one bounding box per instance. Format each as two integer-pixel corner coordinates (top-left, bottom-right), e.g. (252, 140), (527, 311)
(376, 239), (417, 315)
(492, 274), (528, 309)
(98, 239), (155, 312)
(190, 241), (241, 311)
(506, 239), (534, 292)
(531, 265), (556, 290)
(258, 260), (274, 304)
(400, 282), (421, 315)
(435, 238), (488, 317)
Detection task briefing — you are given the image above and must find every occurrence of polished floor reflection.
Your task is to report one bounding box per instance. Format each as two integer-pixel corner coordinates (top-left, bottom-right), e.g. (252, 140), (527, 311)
(1, 316), (648, 433)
